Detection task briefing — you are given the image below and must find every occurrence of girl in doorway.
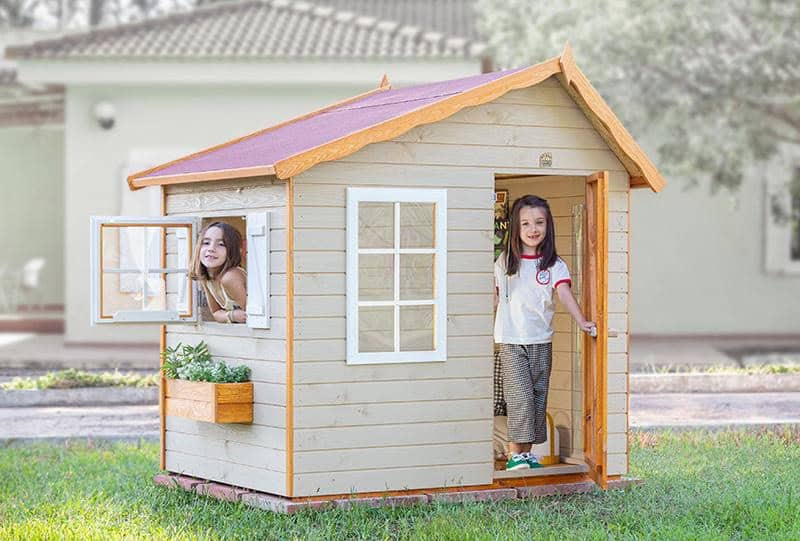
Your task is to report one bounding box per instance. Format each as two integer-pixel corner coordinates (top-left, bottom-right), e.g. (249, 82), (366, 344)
(190, 222), (247, 324)
(495, 195), (594, 470)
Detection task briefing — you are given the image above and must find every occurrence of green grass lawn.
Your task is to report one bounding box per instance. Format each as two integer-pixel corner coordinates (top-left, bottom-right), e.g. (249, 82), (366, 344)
(1, 428), (799, 540)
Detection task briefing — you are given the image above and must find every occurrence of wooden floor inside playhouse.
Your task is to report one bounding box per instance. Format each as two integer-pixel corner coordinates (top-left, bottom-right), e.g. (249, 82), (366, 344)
(492, 457), (589, 479)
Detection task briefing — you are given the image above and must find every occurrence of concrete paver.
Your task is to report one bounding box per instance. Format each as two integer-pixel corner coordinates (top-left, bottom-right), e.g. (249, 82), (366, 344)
(630, 335), (800, 372)
(2, 393), (799, 444)
(1, 332), (799, 443)
(631, 392), (800, 428)
(0, 405), (159, 441)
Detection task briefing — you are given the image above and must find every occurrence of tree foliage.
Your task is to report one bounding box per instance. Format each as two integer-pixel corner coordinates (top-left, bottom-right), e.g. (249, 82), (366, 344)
(476, 0), (800, 192)
(0, 0), (49, 27)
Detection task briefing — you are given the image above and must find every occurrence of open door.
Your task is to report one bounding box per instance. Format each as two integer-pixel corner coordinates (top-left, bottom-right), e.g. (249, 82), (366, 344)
(582, 171), (608, 489)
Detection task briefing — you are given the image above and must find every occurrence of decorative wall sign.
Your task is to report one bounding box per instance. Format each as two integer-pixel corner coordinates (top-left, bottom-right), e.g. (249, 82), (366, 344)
(539, 152), (553, 168)
(494, 189), (509, 260)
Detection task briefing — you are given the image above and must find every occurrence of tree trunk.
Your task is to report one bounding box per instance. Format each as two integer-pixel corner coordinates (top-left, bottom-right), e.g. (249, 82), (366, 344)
(89, 0), (102, 27)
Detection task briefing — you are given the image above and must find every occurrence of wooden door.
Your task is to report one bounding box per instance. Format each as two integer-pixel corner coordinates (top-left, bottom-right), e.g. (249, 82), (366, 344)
(582, 171), (608, 489)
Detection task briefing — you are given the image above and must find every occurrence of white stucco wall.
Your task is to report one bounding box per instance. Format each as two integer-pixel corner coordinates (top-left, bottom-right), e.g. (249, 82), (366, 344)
(1, 125), (64, 307)
(630, 170), (800, 335)
(64, 83), (388, 343)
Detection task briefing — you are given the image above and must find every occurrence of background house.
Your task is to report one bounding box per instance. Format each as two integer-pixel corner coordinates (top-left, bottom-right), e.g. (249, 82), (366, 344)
(631, 152), (800, 337)
(1, 29), (64, 313)
(9, 0), (487, 344)
(7, 0), (799, 347)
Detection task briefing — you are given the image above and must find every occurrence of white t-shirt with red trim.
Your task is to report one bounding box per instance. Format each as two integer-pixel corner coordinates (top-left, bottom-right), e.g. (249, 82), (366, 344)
(494, 253), (572, 345)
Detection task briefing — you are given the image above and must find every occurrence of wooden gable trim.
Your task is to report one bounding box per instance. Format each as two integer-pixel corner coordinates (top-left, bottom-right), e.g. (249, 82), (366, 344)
(273, 58), (562, 179)
(130, 165), (277, 189)
(127, 80), (393, 190)
(558, 43), (665, 193)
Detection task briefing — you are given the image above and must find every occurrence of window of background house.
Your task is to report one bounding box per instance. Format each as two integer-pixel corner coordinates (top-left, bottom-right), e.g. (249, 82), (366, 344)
(765, 163), (800, 275)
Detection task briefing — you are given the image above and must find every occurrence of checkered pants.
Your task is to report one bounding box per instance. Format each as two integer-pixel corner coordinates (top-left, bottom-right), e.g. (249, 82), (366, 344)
(493, 349), (507, 416)
(498, 343), (553, 444)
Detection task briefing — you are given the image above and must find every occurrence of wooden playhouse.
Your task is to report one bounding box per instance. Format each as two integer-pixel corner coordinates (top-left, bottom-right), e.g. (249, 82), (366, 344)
(92, 44), (664, 506)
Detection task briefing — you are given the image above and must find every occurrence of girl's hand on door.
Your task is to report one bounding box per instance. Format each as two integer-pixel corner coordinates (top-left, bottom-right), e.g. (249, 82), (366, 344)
(579, 321), (596, 334)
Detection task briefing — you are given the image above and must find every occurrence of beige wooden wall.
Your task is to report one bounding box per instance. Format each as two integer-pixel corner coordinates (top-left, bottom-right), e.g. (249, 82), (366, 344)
(291, 77), (632, 496)
(164, 177), (288, 495)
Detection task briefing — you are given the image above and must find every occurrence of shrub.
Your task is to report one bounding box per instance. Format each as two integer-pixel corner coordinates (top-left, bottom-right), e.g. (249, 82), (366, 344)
(161, 342), (250, 383)
(1, 369), (158, 390)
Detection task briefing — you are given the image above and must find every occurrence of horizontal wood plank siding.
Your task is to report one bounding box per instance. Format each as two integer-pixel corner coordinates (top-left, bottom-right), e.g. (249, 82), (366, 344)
(164, 179), (288, 495)
(608, 170), (630, 476)
(290, 82), (630, 495)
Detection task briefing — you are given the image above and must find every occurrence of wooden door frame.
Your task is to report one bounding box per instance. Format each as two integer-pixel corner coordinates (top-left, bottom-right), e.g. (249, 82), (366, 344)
(491, 173), (608, 489)
(582, 171), (608, 489)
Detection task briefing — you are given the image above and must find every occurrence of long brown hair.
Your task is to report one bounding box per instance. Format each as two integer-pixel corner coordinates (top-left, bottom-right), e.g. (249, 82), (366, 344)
(505, 195), (558, 276)
(189, 221), (243, 281)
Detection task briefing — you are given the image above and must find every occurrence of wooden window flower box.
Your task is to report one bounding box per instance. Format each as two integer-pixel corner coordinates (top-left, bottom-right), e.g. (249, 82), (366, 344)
(165, 378), (253, 424)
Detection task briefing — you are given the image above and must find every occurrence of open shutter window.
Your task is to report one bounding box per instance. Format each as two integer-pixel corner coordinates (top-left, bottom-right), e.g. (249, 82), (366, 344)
(246, 212), (270, 329)
(90, 216), (200, 324)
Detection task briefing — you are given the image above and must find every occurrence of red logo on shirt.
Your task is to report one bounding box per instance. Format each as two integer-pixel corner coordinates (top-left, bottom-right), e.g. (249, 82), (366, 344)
(536, 269), (551, 285)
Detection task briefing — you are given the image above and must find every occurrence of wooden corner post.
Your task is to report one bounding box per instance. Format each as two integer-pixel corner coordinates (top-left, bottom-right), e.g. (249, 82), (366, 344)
(159, 186), (167, 470)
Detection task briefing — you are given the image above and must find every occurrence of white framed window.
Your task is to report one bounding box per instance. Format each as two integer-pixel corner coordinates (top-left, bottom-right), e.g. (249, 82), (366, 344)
(90, 212), (271, 328)
(765, 156), (800, 275)
(346, 188), (447, 364)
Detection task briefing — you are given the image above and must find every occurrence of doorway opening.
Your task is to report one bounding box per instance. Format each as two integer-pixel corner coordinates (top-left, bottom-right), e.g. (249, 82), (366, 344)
(492, 173), (591, 480)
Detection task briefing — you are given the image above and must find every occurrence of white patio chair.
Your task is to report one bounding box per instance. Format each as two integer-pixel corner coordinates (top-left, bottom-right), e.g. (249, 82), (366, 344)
(0, 264), (11, 312)
(14, 258), (46, 312)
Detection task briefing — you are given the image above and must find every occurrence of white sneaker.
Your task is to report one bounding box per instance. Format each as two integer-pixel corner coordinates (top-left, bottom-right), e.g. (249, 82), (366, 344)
(505, 453), (531, 470)
(521, 452), (542, 468)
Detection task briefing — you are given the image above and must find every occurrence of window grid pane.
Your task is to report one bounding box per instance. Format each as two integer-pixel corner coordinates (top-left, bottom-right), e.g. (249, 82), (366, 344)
(99, 224), (193, 319)
(357, 200), (438, 353)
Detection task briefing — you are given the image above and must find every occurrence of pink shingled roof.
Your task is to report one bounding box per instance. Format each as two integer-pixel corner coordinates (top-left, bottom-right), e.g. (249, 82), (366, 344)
(139, 67), (527, 180)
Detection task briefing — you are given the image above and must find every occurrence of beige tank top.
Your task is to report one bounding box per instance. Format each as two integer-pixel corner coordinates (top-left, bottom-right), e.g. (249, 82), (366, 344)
(203, 267), (246, 311)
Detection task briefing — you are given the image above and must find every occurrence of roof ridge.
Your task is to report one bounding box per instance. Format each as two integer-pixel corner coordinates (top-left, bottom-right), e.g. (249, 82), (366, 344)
(6, 0), (264, 58)
(7, 0), (486, 60)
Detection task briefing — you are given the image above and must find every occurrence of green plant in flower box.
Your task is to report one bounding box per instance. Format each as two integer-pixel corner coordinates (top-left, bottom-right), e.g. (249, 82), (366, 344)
(160, 341), (250, 383)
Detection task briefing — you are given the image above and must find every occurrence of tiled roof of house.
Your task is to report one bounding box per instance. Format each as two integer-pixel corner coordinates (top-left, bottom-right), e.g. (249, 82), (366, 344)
(0, 65), (64, 126)
(0, 66), (17, 85)
(309, 0), (480, 40)
(8, 0), (486, 60)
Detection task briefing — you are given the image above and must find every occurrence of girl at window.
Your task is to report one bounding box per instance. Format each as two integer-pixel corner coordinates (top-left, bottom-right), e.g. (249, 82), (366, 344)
(495, 195), (594, 470)
(190, 222), (247, 324)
